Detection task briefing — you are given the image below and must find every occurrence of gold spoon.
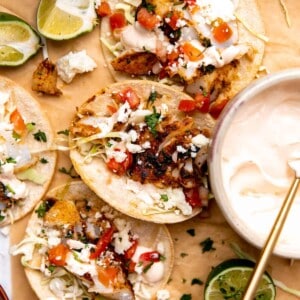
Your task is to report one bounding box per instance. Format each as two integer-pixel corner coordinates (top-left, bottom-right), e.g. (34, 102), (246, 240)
(243, 160), (300, 299)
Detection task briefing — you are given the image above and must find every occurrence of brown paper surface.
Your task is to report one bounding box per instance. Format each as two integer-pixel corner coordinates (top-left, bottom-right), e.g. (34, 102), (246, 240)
(0, 0), (300, 299)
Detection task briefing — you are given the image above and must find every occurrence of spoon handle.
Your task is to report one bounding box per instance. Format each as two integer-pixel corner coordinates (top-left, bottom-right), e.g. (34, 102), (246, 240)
(243, 177), (300, 300)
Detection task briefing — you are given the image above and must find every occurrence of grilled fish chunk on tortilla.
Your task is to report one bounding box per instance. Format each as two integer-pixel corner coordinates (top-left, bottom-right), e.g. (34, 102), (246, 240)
(12, 182), (174, 300)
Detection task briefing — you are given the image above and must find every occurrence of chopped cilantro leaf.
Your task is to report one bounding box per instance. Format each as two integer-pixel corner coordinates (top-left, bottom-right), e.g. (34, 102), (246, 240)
(145, 107), (161, 136)
(160, 194), (168, 202)
(200, 237), (216, 253)
(186, 228), (195, 237)
(191, 278), (203, 285)
(12, 131), (21, 140)
(6, 157), (16, 164)
(0, 215), (5, 221)
(57, 129), (69, 136)
(35, 202), (47, 218)
(48, 265), (56, 273)
(180, 294), (192, 300)
(148, 90), (157, 104)
(141, 0), (155, 12)
(143, 262), (154, 273)
(33, 130), (47, 142)
(40, 158), (48, 164)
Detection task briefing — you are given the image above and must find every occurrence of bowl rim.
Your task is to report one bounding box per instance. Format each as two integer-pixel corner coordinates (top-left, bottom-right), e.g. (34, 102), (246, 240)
(208, 68), (300, 258)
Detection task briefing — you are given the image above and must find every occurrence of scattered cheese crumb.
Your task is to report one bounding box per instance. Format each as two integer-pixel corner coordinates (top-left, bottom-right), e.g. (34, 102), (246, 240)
(56, 50), (97, 84)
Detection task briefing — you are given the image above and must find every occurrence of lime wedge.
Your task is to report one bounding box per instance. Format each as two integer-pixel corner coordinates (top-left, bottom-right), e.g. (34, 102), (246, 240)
(0, 12), (41, 66)
(204, 259), (276, 300)
(37, 0), (97, 40)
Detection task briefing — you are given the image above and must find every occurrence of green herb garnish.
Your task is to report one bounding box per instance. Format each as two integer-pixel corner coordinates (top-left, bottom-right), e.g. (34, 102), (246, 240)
(33, 130), (47, 142)
(0, 215), (5, 221)
(48, 265), (56, 273)
(200, 237), (216, 253)
(6, 157), (16, 164)
(186, 228), (195, 237)
(191, 278), (203, 285)
(180, 294), (192, 300)
(160, 194), (168, 202)
(35, 202), (47, 218)
(148, 90), (157, 104)
(57, 129), (69, 136)
(40, 158), (48, 164)
(145, 107), (161, 136)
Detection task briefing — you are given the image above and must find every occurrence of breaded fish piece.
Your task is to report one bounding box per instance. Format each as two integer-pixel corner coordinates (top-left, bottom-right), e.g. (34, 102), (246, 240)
(111, 51), (158, 76)
(32, 58), (62, 96)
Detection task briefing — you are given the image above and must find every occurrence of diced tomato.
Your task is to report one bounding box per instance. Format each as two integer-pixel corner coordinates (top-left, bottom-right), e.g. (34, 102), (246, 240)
(212, 20), (233, 43)
(209, 98), (229, 119)
(116, 87), (140, 109)
(106, 150), (133, 175)
(137, 7), (159, 30)
(167, 11), (181, 30)
(166, 50), (180, 64)
(178, 99), (196, 112)
(139, 251), (161, 263)
(10, 109), (26, 135)
(90, 226), (115, 259)
(124, 239), (138, 260)
(48, 244), (69, 266)
(96, 1), (111, 17)
(107, 104), (117, 114)
(184, 187), (202, 208)
(184, 0), (196, 5)
(97, 266), (119, 287)
(195, 92), (210, 113)
(127, 260), (136, 273)
(109, 12), (126, 31)
(181, 42), (203, 62)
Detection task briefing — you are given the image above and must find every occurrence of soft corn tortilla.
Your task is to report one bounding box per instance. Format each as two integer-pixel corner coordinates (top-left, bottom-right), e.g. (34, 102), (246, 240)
(69, 80), (214, 223)
(100, 0), (265, 108)
(0, 76), (57, 226)
(23, 181), (174, 300)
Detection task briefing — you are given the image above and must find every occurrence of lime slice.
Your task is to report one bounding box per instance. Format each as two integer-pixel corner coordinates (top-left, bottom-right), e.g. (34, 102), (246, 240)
(204, 259), (276, 300)
(37, 0), (97, 40)
(0, 12), (41, 66)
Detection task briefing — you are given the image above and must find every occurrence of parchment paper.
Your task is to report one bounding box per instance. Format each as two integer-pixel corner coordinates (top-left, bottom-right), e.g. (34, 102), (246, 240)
(0, 0), (300, 299)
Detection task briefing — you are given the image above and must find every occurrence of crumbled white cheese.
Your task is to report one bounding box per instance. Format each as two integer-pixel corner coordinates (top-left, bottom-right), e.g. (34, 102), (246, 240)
(113, 218), (133, 254)
(56, 50), (97, 83)
(156, 289), (170, 300)
(191, 133), (210, 148)
(46, 229), (61, 247)
(117, 101), (132, 123)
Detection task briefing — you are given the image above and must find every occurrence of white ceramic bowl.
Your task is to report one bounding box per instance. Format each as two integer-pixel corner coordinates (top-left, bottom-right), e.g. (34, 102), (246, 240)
(208, 69), (300, 258)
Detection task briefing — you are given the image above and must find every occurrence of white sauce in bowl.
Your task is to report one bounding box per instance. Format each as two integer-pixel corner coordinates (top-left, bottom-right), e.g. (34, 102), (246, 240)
(215, 73), (300, 257)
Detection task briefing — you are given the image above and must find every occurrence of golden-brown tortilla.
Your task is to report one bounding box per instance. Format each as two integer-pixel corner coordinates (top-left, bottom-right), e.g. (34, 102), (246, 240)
(22, 181), (174, 300)
(100, 0), (265, 110)
(0, 76), (57, 226)
(69, 80), (214, 223)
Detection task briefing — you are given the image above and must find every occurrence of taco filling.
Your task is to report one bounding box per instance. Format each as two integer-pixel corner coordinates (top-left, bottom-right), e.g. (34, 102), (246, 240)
(12, 184), (172, 299)
(99, 0), (264, 115)
(70, 83), (211, 217)
(0, 89), (50, 223)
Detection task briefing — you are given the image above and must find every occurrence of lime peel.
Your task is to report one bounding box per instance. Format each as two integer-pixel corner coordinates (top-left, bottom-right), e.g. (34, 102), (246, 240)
(204, 259), (276, 300)
(0, 12), (41, 66)
(37, 0), (97, 40)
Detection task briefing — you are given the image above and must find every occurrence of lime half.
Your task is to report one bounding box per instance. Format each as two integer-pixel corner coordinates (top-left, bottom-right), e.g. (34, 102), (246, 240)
(204, 259), (276, 300)
(37, 0), (97, 40)
(0, 12), (41, 66)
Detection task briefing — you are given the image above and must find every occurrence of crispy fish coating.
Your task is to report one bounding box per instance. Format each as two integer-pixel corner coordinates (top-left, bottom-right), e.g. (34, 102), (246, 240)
(32, 58), (62, 96)
(111, 51), (158, 76)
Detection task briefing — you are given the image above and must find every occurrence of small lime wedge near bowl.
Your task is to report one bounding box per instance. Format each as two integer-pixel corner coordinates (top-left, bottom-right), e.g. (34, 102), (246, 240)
(204, 259), (276, 300)
(37, 0), (97, 40)
(0, 12), (41, 66)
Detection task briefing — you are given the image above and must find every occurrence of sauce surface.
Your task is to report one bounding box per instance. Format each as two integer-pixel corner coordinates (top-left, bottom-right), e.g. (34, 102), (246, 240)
(221, 84), (300, 252)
